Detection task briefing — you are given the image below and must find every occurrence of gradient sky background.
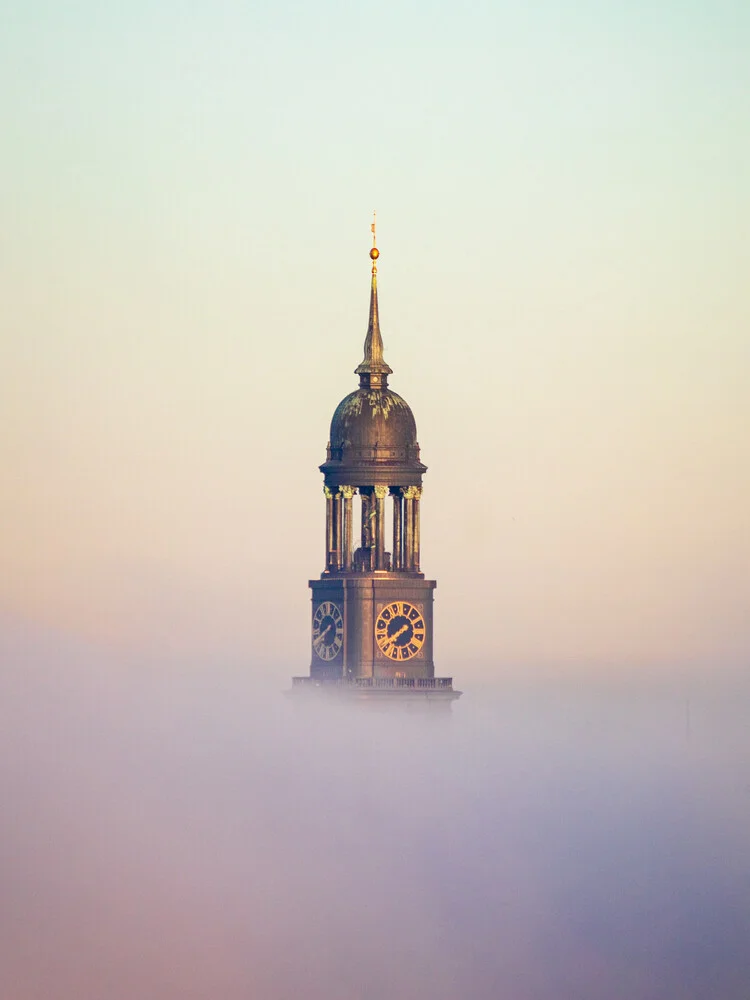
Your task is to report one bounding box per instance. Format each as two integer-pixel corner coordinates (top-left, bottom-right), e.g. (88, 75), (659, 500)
(3, 5), (750, 999)
(2, 0), (748, 684)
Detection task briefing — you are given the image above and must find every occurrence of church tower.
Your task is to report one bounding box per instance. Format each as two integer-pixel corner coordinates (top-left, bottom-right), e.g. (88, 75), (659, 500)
(293, 224), (460, 703)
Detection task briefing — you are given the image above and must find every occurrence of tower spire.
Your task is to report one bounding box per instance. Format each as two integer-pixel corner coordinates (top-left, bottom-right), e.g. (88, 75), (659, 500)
(355, 212), (392, 388)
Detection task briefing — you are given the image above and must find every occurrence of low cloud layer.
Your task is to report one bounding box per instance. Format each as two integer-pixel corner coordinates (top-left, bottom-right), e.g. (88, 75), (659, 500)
(2, 637), (749, 999)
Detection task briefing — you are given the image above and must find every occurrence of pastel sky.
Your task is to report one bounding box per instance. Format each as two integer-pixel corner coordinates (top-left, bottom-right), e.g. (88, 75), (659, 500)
(2, 0), (748, 683)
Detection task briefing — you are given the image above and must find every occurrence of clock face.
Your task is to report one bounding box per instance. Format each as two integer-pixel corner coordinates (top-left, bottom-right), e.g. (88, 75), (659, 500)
(375, 601), (425, 661)
(312, 601), (343, 661)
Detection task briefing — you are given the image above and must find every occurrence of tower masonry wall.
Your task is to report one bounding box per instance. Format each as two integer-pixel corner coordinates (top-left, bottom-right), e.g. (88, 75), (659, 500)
(309, 576), (437, 681)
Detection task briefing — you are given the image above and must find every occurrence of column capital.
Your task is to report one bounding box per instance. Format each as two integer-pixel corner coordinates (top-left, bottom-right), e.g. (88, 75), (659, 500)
(401, 485), (422, 500)
(373, 484), (389, 500)
(324, 485), (342, 499)
(340, 485), (357, 499)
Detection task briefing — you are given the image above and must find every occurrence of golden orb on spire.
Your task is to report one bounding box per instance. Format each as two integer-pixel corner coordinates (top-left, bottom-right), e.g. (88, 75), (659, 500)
(370, 246), (380, 261)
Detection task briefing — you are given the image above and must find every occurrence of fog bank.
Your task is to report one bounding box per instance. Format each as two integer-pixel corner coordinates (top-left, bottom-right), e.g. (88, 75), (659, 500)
(2, 639), (749, 999)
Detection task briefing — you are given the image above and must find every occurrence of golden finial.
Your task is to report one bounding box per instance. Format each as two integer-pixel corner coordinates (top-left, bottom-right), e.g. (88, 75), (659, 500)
(370, 210), (379, 272)
(356, 211), (392, 384)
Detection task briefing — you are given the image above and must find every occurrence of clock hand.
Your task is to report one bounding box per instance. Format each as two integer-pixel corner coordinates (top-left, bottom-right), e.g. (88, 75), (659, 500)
(389, 624), (409, 642)
(314, 623), (334, 645)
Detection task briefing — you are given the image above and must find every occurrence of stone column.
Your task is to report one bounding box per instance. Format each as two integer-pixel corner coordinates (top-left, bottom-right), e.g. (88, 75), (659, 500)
(392, 490), (403, 571)
(401, 486), (422, 572)
(340, 486), (356, 570)
(360, 490), (369, 549)
(332, 488), (343, 570)
(324, 485), (334, 572)
(360, 489), (372, 571)
(412, 485), (422, 573)
(373, 485), (388, 571)
(402, 486), (414, 572)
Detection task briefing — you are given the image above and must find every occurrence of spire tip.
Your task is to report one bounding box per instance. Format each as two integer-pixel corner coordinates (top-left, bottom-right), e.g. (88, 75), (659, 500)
(370, 212), (378, 271)
(355, 213), (391, 385)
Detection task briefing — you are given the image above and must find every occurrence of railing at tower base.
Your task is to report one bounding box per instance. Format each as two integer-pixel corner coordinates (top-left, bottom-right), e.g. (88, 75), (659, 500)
(288, 675), (462, 703)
